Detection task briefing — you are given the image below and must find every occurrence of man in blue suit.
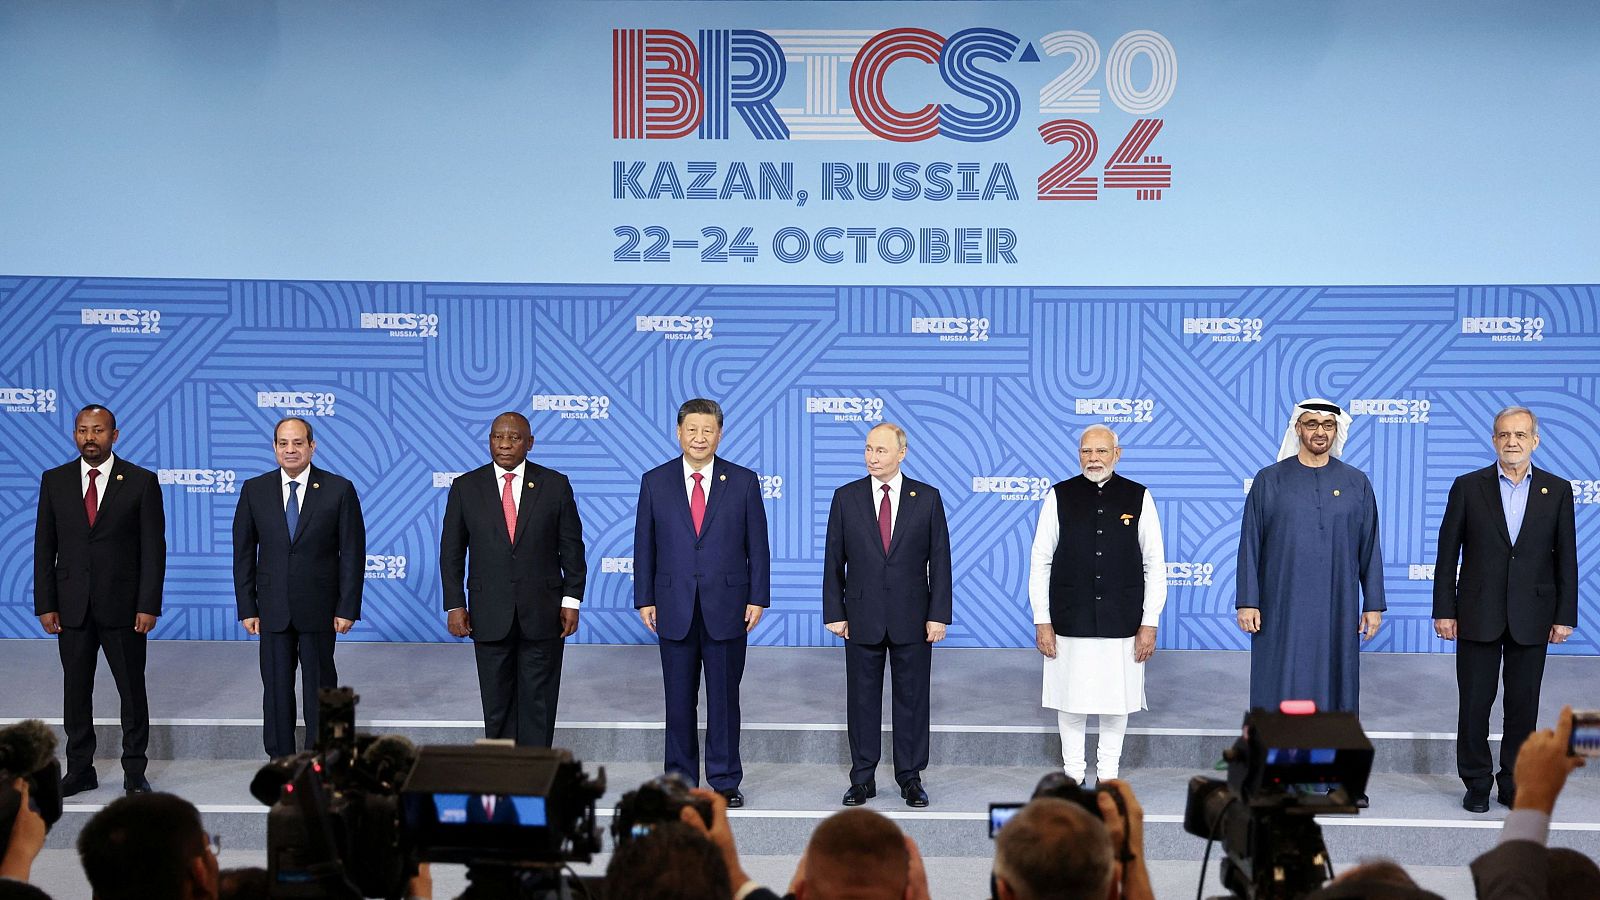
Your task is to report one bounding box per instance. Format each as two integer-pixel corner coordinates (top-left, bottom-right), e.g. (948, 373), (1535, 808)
(233, 417), (365, 758)
(634, 398), (771, 807)
(823, 423), (952, 808)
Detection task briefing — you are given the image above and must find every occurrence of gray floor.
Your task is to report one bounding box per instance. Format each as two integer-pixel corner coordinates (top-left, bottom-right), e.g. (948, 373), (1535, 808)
(4, 640), (1596, 898)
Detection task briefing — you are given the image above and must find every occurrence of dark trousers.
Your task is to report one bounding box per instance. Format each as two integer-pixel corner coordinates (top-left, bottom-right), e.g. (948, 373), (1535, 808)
(845, 636), (931, 787)
(1457, 630), (1549, 788)
(660, 600), (747, 790)
(58, 621), (149, 779)
(261, 628), (338, 758)
(474, 626), (565, 748)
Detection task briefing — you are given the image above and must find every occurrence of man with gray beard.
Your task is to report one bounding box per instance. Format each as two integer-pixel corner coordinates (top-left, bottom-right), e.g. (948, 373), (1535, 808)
(1028, 425), (1166, 784)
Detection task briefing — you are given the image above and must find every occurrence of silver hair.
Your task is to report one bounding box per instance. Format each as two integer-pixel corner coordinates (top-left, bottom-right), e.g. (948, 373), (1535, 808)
(1492, 406), (1539, 438)
(870, 421), (908, 451)
(1077, 424), (1119, 448)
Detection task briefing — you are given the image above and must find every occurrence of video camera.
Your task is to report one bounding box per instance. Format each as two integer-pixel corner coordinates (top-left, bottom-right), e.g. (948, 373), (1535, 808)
(0, 720), (63, 853)
(1183, 707), (1374, 900)
(610, 773), (713, 846)
(252, 688), (606, 899)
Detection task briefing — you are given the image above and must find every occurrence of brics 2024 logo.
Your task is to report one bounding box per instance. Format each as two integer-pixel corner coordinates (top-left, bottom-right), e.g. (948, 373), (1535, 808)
(257, 391), (336, 416)
(81, 308), (161, 334)
(158, 469), (237, 494)
(614, 26), (1176, 201)
(365, 555), (407, 580)
(531, 395), (612, 420)
(911, 317), (989, 341)
(0, 388), (57, 414)
(636, 315), (713, 340)
(360, 312), (438, 338)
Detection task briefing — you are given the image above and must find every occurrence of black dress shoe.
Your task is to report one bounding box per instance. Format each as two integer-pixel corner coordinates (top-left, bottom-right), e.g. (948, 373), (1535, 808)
(1497, 785), (1516, 808)
(1463, 788), (1491, 813)
(124, 776), (153, 795)
(843, 782), (876, 806)
(61, 769), (98, 798)
(718, 788), (744, 809)
(900, 778), (929, 808)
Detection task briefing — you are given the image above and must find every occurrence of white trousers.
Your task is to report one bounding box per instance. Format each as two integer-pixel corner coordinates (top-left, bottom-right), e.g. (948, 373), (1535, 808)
(1057, 711), (1129, 782)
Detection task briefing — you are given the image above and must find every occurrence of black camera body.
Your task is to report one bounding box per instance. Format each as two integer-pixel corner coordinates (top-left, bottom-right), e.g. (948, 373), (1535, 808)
(252, 689), (417, 899)
(0, 720), (63, 853)
(1183, 708), (1374, 900)
(611, 773), (713, 845)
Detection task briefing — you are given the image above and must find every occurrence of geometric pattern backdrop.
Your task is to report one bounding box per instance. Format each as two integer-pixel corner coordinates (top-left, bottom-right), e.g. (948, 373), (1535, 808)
(2, 277), (1596, 653)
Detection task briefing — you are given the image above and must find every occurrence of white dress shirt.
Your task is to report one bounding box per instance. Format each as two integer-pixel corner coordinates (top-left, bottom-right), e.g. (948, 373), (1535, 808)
(869, 471), (904, 536)
(682, 456), (715, 505)
(497, 460), (579, 610)
(281, 467), (311, 510)
(80, 453), (115, 509)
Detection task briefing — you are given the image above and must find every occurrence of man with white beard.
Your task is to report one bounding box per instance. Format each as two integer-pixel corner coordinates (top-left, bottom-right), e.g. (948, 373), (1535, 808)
(1028, 425), (1167, 783)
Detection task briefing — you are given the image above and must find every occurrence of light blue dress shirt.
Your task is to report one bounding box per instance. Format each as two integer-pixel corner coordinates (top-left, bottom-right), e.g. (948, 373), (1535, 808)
(1498, 466), (1532, 545)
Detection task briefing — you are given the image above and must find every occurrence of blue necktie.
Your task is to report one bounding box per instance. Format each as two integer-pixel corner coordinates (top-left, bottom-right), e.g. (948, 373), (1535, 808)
(286, 481), (300, 538)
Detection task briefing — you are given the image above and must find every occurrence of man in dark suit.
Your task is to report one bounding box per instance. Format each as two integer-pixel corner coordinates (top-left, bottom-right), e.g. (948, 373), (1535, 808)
(464, 794), (520, 825)
(634, 398), (770, 807)
(441, 412), (586, 748)
(1433, 406), (1579, 813)
(33, 404), (165, 796)
(823, 423), (951, 808)
(233, 417), (366, 758)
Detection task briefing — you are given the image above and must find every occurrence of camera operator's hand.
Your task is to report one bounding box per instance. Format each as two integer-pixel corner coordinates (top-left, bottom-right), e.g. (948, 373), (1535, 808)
(1514, 705), (1586, 815)
(0, 777), (48, 882)
(405, 862), (432, 900)
(1034, 624), (1057, 659)
(1236, 608), (1260, 634)
(1096, 780), (1154, 900)
(679, 787), (752, 890)
(446, 607), (472, 638)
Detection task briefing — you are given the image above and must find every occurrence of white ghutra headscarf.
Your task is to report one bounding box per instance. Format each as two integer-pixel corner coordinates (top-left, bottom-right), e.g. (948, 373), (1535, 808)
(1277, 398), (1352, 461)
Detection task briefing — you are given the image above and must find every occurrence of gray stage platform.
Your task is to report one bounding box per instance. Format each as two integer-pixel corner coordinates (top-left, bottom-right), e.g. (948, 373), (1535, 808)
(2, 640), (1596, 898)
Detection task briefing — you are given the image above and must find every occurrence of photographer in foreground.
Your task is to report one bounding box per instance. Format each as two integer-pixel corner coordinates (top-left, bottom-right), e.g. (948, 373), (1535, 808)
(665, 786), (783, 900)
(1471, 706), (1590, 900)
(787, 808), (930, 900)
(993, 779), (1153, 900)
(0, 780), (47, 885)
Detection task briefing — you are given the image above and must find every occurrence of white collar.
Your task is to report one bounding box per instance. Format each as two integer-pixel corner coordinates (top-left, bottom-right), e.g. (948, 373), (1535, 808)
(281, 467), (311, 486)
(495, 460), (527, 482)
(871, 471), (904, 494)
(81, 453), (116, 478)
(683, 456), (715, 480)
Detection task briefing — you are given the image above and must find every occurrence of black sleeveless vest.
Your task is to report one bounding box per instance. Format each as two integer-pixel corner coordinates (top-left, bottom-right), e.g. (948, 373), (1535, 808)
(1048, 474), (1148, 638)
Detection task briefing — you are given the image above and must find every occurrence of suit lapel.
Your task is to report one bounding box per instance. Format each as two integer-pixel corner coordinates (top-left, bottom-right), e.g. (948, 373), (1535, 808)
(89, 459), (126, 531)
(697, 458), (728, 535)
(886, 478), (914, 559)
(1478, 467), (1512, 547)
(513, 464), (545, 547)
(290, 467), (321, 544)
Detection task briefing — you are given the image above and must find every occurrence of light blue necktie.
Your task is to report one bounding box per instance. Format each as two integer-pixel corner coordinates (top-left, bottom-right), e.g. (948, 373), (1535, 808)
(286, 481), (300, 537)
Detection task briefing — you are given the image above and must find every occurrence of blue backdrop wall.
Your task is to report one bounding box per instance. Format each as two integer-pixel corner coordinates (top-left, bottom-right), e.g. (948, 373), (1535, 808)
(2, 278), (1596, 652)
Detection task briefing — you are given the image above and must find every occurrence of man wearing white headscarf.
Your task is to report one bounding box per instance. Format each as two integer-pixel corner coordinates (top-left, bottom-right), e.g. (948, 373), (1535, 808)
(1029, 425), (1167, 783)
(1237, 400), (1385, 725)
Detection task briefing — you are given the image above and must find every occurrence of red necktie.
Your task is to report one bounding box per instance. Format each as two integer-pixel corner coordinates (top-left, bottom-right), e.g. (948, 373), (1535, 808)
(85, 469), (100, 527)
(501, 473), (517, 542)
(690, 472), (706, 535)
(878, 484), (892, 553)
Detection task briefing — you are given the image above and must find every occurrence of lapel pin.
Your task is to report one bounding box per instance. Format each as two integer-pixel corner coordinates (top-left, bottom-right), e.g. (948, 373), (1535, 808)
(909, 490), (917, 497)
(1120, 513), (1134, 524)
(312, 483), (320, 489)
(1332, 489), (1341, 497)
(527, 481), (535, 489)
(115, 474), (124, 481)
(719, 474), (726, 481)
(1541, 487), (1549, 494)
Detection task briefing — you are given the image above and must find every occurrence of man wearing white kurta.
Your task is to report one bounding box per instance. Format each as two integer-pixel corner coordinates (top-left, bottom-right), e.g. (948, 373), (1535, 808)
(1028, 425), (1167, 782)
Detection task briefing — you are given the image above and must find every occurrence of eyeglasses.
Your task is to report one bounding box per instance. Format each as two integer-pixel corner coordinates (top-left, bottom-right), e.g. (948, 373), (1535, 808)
(1298, 421), (1338, 433)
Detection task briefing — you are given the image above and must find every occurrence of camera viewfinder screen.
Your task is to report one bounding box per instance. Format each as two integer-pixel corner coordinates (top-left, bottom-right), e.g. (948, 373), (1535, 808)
(430, 793), (547, 827)
(1571, 715), (1600, 758)
(1265, 747), (1337, 766)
